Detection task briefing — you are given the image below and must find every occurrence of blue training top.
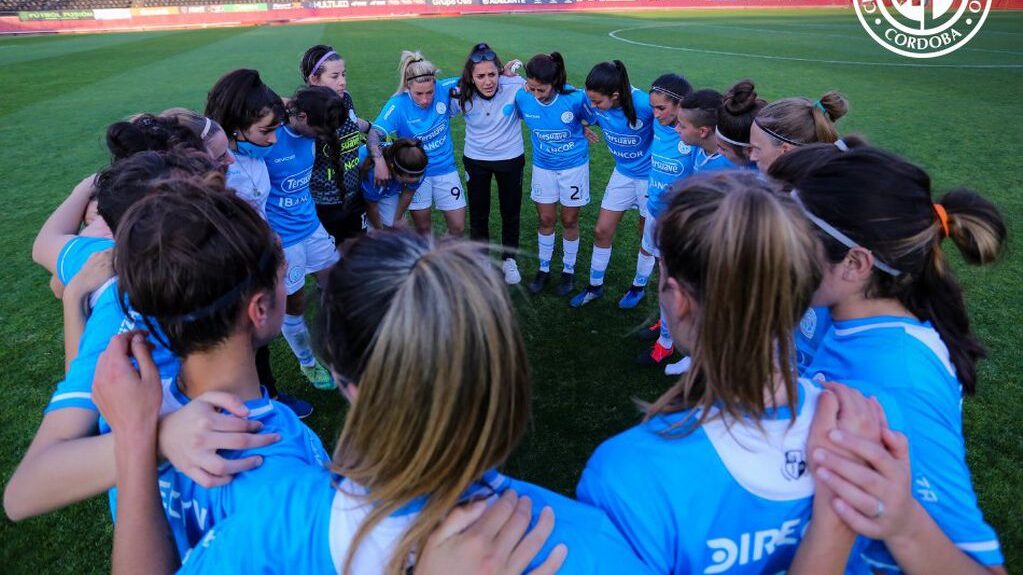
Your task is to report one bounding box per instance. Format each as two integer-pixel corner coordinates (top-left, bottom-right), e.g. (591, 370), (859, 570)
(646, 120), (695, 218)
(371, 77), (459, 178)
(265, 126), (320, 248)
(356, 145), (423, 202)
(179, 468), (652, 574)
(578, 380), (821, 575)
(587, 88), (654, 179)
(152, 381), (330, 559)
(46, 238), (178, 414)
(806, 316), (1003, 571)
(514, 86), (593, 171)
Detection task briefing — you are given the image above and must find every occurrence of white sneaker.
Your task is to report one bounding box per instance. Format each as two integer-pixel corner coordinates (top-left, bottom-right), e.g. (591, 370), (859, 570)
(503, 258), (521, 285)
(665, 356), (692, 376)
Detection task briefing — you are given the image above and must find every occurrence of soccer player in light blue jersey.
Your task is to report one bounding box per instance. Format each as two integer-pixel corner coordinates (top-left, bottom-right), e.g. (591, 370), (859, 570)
(578, 171), (829, 575)
(109, 182), (329, 557)
(368, 50), (465, 237)
(570, 60), (655, 309)
(791, 145), (1006, 573)
(357, 139), (426, 229)
(714, 79), (768, 170)
(675, 89), (737, 177)
(514, 52), (595, 297)
(635, 73), (694, 368)
(263, 85), (346, 393)
(108, 231), (653, 575)
(5, 151), (275, 523)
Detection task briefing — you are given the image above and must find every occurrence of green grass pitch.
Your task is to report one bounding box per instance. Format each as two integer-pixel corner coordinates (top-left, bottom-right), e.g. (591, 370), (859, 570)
(0, 8), (1020, 571)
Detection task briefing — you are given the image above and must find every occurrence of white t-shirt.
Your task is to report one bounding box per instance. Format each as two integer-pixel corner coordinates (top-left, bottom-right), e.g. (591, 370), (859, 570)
(225, 150), (271, 219)
(457, 75), (525, 161)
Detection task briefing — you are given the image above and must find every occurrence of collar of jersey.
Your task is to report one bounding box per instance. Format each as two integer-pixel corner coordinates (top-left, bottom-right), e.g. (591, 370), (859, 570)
(831, 314), (928, 334)
(168, 380), (275, 420)
(536, 92), (560, 107)
(282, 125), (302, 139)
(390, 469), (510, 517)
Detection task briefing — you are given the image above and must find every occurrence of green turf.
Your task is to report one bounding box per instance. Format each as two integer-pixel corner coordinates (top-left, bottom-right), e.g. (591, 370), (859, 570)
(1, 8), (1020, 572)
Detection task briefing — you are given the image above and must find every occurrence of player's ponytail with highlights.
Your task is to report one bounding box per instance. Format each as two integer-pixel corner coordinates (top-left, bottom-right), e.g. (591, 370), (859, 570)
(396, 50), (437, 96)
(649, 172), (819, 432)
(526, 52), (570, 94)
(318, 232), (530, 575)
(793, 146), (1006, 394)
(586, 60), (637, 127)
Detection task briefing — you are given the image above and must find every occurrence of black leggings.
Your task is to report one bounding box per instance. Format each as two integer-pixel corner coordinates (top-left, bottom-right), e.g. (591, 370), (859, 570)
(464, 154), (525, 254)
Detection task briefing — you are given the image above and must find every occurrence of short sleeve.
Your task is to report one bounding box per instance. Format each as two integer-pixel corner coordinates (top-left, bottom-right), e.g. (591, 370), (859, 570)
(576, 439), (676, 575)
(56, 236), (114, 286)
(372, 95), (403, 137)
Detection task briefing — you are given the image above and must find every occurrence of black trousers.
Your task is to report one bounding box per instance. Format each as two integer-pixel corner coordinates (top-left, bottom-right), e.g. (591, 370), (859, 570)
(464, 154), (525, 254)
(316, 201), (366, 245)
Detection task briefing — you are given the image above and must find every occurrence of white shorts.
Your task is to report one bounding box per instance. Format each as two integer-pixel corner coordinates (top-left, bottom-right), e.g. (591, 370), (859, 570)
(530, 163), (590, 208)
(371, 194), (400, 230)
(641, 214), (660, 258)
(283, 224), (340, 295)
(411, 170), (466, 212)
(600, 168), (649, 218)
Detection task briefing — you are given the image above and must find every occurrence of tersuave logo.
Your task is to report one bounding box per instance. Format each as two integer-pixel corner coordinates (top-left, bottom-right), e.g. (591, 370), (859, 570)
(703, 519), (805, 574)
(854, 0), (992, 58)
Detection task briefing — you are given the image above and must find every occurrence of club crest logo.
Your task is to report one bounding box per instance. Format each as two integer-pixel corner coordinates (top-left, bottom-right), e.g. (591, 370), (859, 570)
(799, 308), (817, 339)
(782, 450), (807, 481)
(853, 0), (991, 58)
(435, 101), (447, 115)
(561, 111), (574, 124)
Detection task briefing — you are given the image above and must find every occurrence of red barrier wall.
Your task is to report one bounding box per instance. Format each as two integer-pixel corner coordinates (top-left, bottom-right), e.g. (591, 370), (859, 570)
(2, 0), (1020, 34)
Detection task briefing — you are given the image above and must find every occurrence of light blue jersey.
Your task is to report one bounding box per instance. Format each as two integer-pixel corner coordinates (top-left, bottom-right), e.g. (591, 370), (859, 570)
(46, 280), (178, 414)
(265, 126), (319, 248)
(588, 88), (654, 179)
(578, 380), (821, 575)
(56, 235), (114, 286)
(514, 86), (593, 171)
(180, 468), (652, 574)
(153, 382), (329, 558)
(795, 307), (832, 376)
(806, 316), (1003, 571)
(356, 145), (422, 202)
(646, 121), (695, 218)
(372, 78), (459, 178)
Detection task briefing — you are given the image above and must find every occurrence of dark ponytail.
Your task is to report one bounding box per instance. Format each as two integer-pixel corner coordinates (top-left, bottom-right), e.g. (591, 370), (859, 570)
(797, 147), (1006, 394)
(585, 60), (637, 127)
(105, 114), (203, 161)
(359, 138), (427, 181)
(526, 52), (571, 94)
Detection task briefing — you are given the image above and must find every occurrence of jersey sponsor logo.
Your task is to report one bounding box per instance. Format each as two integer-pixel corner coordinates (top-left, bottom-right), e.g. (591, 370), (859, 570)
(704, 519), (804, 574)
(281, 168), (313, 193)
(524, 113), (541, 119)
(435, 101), (447, 115)
(560, 111), (575, 124)
(799, 309), (817, 339)
(416, 121), (449, 151)
(533, 128), (571, 143)
(272, 154), (297, 164)
(651, 153), (683, 175)
(603, 130), (642, 148)
(782, 449), (807, 481)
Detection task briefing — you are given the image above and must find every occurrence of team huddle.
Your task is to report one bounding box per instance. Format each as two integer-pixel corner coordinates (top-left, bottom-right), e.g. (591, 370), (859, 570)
(3, 40), (1008, 575)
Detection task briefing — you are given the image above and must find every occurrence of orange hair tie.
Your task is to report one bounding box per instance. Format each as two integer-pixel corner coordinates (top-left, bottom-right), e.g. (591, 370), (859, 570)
(934, 203), (950, 237)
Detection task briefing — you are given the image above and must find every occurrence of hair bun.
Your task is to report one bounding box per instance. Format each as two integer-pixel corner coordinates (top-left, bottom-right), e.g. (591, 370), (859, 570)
(724, 80), (759, 115)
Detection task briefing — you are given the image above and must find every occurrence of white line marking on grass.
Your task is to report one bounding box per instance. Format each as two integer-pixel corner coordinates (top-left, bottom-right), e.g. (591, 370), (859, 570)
(608, 24), (1023, 69)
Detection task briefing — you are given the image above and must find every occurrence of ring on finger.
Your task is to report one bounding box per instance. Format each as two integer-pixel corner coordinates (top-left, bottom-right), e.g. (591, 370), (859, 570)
(872, 499), (885, 519)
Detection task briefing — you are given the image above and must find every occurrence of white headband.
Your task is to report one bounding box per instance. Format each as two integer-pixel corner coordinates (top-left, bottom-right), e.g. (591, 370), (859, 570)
(715, 126), (750, 148)
(789, 189), (902, 276)
(200, 117), (212, 139)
